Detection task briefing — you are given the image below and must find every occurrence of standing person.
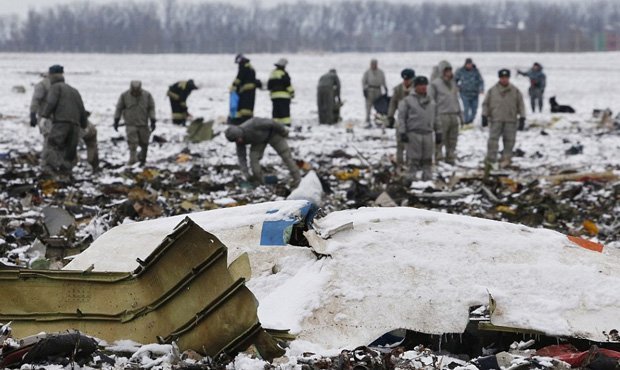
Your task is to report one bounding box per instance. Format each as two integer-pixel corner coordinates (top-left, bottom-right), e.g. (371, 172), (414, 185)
(224, 117), (301, 187)
(40, 64), (88, 177)
(317, 69), (342, 124)
(387, 68), (415, 167)
(517, 62), (546, 113)
(267, 58), (295, 126)
(455, 57), (484, 125)
(114, 81), (156, 166)
(31, 72), (99, 171)
(30, 73), (51, 127)
(429, 61), (462, 165)
(30, 73), (52, 168)
(481, 69), (526, 168)
(81, 111), (99, 171)
(231, 54), (262, 125)
(362, 59), (387, 125)
(397, 76), (440, 182)
(167, 79), (197, 126)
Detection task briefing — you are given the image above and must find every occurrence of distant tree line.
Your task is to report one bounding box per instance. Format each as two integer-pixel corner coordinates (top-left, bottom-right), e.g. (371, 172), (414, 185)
(1, 0), (620, 53)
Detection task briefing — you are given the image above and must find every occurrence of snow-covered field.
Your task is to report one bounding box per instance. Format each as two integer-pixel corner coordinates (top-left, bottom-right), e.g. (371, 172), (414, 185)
(1, 51), (619, 176)
(1, 51), (619, 173)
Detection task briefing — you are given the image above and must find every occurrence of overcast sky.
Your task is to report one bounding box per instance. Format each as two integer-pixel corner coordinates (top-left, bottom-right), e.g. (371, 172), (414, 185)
(0, 0), (563, 17)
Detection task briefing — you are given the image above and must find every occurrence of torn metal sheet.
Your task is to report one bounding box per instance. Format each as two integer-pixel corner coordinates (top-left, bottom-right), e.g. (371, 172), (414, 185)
(411, 187), (476, 199)
(254, 207), (620, 351)
(0, 217), (283, 360)
(64, 200), (312, 272)
(185, 118), (214, 143)
(374, 191), (397, 207)
(259, 202), (314, 246)
(42, 206), (75, 236)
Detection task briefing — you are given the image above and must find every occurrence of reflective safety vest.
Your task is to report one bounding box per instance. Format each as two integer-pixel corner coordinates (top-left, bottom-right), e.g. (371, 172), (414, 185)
(167, 80), (195, 102)
(268, 68), (294, 100)
(231, 63), (260, 94)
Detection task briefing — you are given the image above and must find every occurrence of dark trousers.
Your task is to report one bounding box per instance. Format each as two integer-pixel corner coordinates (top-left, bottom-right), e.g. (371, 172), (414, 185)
(272, 98), (291, 125)
(237, 90), (256, 118)
(317, 86), (337, 124)
(529, 87), (544, 112)
(169, 98), (188, 125)
(44, 122), (79, 174)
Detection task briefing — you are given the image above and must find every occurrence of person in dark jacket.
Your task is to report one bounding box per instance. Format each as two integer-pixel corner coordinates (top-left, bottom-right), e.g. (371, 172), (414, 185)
(40, 64), (88, 176)
(455, 58), (484, 125)
(267, 58), (295, 126)
(225, 117), (300, 186)
(167, 79), (197, 125)
(230, 54), (262, 125)
(317, 69), (341, 124)
(518, 62), (546, 113)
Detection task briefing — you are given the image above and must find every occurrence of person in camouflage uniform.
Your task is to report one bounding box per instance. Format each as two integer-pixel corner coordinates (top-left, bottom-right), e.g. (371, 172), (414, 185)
(40, 64), (88, 177)
(114, 81), (156, 166)
(225, 117), (301, 187)
(31, 73), (98, 171)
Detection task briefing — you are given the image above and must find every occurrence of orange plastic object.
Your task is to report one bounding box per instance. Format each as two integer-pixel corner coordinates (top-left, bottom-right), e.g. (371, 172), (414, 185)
(567, 235), (604, 253)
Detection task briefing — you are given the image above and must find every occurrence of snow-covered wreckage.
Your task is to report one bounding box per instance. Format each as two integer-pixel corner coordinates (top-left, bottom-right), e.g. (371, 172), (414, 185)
(2, 200), (619, 361)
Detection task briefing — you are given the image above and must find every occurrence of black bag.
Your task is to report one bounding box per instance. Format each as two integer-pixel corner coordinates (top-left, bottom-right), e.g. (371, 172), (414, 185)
(373, 94), (390, 115)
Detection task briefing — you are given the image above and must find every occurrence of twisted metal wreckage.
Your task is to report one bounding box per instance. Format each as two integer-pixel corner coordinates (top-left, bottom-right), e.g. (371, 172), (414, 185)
(0, 217), (286, 364)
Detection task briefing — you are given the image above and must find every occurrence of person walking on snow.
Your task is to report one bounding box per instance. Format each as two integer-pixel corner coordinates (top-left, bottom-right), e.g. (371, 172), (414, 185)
(114, 81), (156, 166)
(517, 62), (546, 113)
(362, 59), (387, 125)
(387, 68), (415, 167)
(225, 117), (301, 187)
(267, 58), (295, 126)
(398, 76), (441, 182)
(429, 60), (462, 165)
(455, 57), (484, 125)
(40, 64), (88, 177)
(482, 69), (526, 168)
(31, 71), (98, 171)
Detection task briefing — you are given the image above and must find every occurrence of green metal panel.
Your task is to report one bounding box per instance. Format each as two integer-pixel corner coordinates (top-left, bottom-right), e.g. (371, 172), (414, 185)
(0, 217), (284, 360)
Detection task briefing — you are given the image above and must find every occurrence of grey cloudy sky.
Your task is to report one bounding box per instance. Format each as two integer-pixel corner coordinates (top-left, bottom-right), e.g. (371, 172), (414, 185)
(0, 0), (563, 16)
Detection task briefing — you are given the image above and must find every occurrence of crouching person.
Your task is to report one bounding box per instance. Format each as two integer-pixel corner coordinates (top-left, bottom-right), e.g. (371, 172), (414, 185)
(225, 117), (301, 187)
(398, 76), (440, 182)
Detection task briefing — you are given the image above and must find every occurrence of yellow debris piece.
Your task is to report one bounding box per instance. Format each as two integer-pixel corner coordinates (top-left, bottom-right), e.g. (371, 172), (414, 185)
(583, 220), (599, 236)
(334, 168), (360, 181)
(496, 205), (516, 215)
